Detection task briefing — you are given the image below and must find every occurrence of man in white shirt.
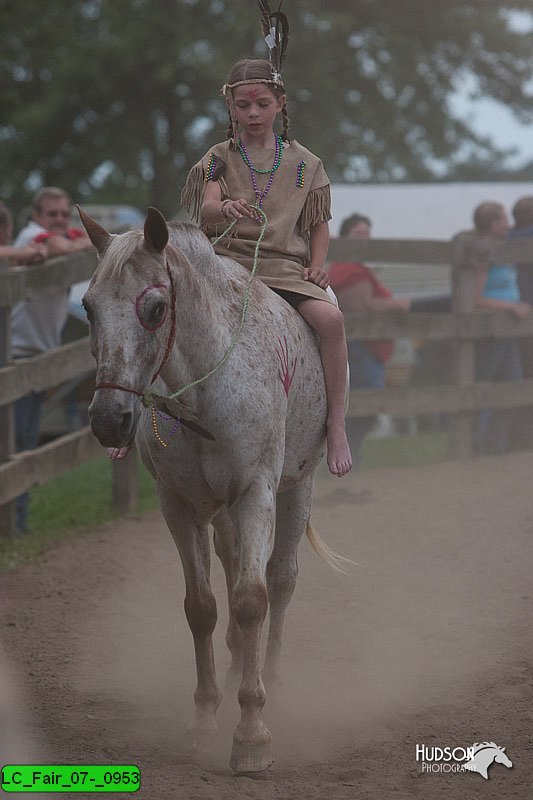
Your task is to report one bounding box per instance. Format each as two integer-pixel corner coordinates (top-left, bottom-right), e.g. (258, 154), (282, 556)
(12, 187), (92, 532)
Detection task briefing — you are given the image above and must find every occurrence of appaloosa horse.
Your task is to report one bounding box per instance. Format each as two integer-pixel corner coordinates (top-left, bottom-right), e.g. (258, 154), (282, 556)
(80, 206), (340, 772)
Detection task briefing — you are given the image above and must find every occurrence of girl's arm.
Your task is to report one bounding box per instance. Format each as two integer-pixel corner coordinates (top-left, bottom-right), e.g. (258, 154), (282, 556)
(201, 180), (256, 224)
(304, 221), (330, 289)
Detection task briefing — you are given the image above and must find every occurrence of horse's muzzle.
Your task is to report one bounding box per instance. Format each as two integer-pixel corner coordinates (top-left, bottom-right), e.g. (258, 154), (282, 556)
(89, 391), (140, 447)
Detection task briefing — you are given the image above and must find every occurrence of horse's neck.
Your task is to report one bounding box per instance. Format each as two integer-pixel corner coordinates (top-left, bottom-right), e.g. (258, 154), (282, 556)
(160, 247), (244, 392)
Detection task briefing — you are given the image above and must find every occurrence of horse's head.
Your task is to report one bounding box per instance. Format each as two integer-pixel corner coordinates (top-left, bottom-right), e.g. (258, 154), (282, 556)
(80, 206), (174, 448)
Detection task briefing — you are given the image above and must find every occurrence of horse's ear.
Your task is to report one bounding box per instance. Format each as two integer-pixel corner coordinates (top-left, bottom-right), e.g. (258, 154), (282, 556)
(76, 205), (112, 253)
(144, 207), (169, 253)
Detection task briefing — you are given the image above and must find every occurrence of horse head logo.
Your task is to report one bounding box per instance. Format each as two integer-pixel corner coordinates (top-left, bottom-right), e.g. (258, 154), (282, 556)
(463, 742), (512, 779)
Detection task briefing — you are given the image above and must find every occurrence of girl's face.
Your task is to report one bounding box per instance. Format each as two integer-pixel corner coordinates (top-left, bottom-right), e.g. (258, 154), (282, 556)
(232, 83), (285, 140)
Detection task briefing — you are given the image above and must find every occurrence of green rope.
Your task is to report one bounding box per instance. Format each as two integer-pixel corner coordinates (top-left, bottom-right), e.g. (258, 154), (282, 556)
(143, 205), (268, 406)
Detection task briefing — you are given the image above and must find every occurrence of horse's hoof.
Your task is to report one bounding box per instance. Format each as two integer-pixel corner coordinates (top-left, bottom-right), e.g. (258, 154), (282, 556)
(230, 739), (273, 773)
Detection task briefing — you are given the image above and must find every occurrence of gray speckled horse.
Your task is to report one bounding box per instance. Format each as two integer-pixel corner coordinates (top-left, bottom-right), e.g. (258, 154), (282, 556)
(80, 206), (340, 772)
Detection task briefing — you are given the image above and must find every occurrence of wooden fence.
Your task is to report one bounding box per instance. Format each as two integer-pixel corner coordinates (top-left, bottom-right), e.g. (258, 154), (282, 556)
(1, 233), (533, 536)
(0, 249), (138, 537)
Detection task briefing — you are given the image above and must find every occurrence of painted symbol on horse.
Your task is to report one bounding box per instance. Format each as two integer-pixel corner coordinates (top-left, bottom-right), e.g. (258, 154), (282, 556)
(78, 206), (351, 773)
(275, 335), (297, 396)
(463, 742), (513, 779)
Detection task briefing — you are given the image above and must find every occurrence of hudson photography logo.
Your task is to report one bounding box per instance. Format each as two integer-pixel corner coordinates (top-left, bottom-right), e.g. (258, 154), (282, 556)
(416, 741), (513, 779)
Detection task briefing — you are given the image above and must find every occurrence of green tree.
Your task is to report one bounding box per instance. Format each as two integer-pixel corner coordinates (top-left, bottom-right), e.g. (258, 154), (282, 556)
(1, 1), (532, 220)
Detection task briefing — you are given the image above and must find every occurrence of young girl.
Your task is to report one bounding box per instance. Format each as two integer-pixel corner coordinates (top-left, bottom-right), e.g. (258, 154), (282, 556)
(181, 58), (352, 476)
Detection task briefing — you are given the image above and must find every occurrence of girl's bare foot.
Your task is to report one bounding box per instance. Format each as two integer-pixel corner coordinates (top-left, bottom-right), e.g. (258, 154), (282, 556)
(106, 446), (132, 460)
(326, 421), (352, 477)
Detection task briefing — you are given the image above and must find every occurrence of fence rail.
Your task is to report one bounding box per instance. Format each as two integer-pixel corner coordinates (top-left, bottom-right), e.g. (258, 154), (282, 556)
(1, 232), (533, 536)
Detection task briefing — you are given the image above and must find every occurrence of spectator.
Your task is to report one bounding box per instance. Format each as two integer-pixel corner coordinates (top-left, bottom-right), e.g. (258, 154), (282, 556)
(11, 187), (92, 533)
(329, 213), (410, 467)
(508, 196), (533, 449)
(0, 201), (47, 265)
(472, 201), (530, 455)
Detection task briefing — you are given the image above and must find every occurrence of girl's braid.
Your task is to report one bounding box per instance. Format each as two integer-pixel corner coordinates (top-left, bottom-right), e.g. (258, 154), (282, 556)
(281, 100), (290, 142)
(226, 110), (234, 141)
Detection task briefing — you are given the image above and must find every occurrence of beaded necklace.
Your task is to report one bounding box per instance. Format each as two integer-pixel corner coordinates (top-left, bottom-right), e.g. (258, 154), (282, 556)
(237, 135), (283, 208)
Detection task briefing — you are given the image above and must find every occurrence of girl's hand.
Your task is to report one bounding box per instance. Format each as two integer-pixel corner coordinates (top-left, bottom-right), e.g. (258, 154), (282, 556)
(221, 198), (258, 221)
(303, 265), (330, 289)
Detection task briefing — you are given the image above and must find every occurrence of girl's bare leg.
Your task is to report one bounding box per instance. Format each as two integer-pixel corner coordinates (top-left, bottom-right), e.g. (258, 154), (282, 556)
(298, 299), (352, 477)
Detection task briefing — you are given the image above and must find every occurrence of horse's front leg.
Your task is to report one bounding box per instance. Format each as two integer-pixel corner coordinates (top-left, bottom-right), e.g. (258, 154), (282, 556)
(212, 509), (242, 689)
(228, 478), (276, 773)
(159, 491), (222, 751)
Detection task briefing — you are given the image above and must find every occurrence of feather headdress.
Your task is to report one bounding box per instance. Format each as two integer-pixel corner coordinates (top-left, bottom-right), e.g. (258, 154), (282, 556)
(220, 1), (291, 147)
(258, 0), (289, 84)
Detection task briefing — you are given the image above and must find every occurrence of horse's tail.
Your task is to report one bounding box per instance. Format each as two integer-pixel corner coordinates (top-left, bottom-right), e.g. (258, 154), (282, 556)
(305, 520), (359, 574)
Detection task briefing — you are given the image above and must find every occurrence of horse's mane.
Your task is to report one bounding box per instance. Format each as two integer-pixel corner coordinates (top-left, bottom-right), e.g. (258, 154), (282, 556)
(95, 221), (222, 281)
(96, 230), (144, 279)
(167, 221), (223, 272)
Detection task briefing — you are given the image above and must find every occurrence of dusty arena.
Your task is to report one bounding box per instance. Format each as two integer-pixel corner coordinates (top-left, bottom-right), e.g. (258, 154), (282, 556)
(2, 452), (532, 799)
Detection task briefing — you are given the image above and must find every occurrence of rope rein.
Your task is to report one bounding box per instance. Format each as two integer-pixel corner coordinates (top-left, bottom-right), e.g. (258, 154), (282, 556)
(148, 205), (268, 406)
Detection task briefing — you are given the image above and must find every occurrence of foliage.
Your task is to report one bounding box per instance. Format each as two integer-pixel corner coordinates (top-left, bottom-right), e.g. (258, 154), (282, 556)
(0, 455), (158, 572)
(1, 1), (532, 219)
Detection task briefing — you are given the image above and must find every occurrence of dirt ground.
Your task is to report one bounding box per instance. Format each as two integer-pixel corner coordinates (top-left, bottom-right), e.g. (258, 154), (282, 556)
(2, 452), (533, 799)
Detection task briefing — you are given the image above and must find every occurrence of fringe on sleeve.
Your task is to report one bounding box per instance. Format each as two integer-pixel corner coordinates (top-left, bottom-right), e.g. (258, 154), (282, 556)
(297, 184), (332, 234)
(181, 162), (230, 227)
(180, 163), (206, 224)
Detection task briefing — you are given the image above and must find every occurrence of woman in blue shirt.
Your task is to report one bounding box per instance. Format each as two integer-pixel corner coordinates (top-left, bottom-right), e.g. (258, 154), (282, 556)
(472, 201), (530, 454)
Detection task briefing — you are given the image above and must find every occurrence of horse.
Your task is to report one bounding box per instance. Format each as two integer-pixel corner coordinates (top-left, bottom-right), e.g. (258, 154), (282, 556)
(463, 742), (513, 779)
(79, 206), (344, 772)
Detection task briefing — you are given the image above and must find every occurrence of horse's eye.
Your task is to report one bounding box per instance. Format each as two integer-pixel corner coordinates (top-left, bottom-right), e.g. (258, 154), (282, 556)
(81, 298), (93, 322)
(135, 288), (168, 331)
(150, 302), (166, 324)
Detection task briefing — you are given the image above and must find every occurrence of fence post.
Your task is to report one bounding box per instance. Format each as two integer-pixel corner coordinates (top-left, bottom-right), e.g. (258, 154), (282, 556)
(111, 447), (138, 515)
(449, 235), (475, 458)
(0, 258), (17, 536)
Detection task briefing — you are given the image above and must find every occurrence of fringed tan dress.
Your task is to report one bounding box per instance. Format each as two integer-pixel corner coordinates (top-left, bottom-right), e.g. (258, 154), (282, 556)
(181, 139), (333, 304)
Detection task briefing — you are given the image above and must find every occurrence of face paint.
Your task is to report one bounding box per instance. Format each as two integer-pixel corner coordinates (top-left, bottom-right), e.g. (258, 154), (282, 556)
(246, 87), (260, 97)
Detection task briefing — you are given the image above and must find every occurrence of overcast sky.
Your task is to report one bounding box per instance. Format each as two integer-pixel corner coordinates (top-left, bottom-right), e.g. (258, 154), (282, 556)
(457, 96), (533, 167)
